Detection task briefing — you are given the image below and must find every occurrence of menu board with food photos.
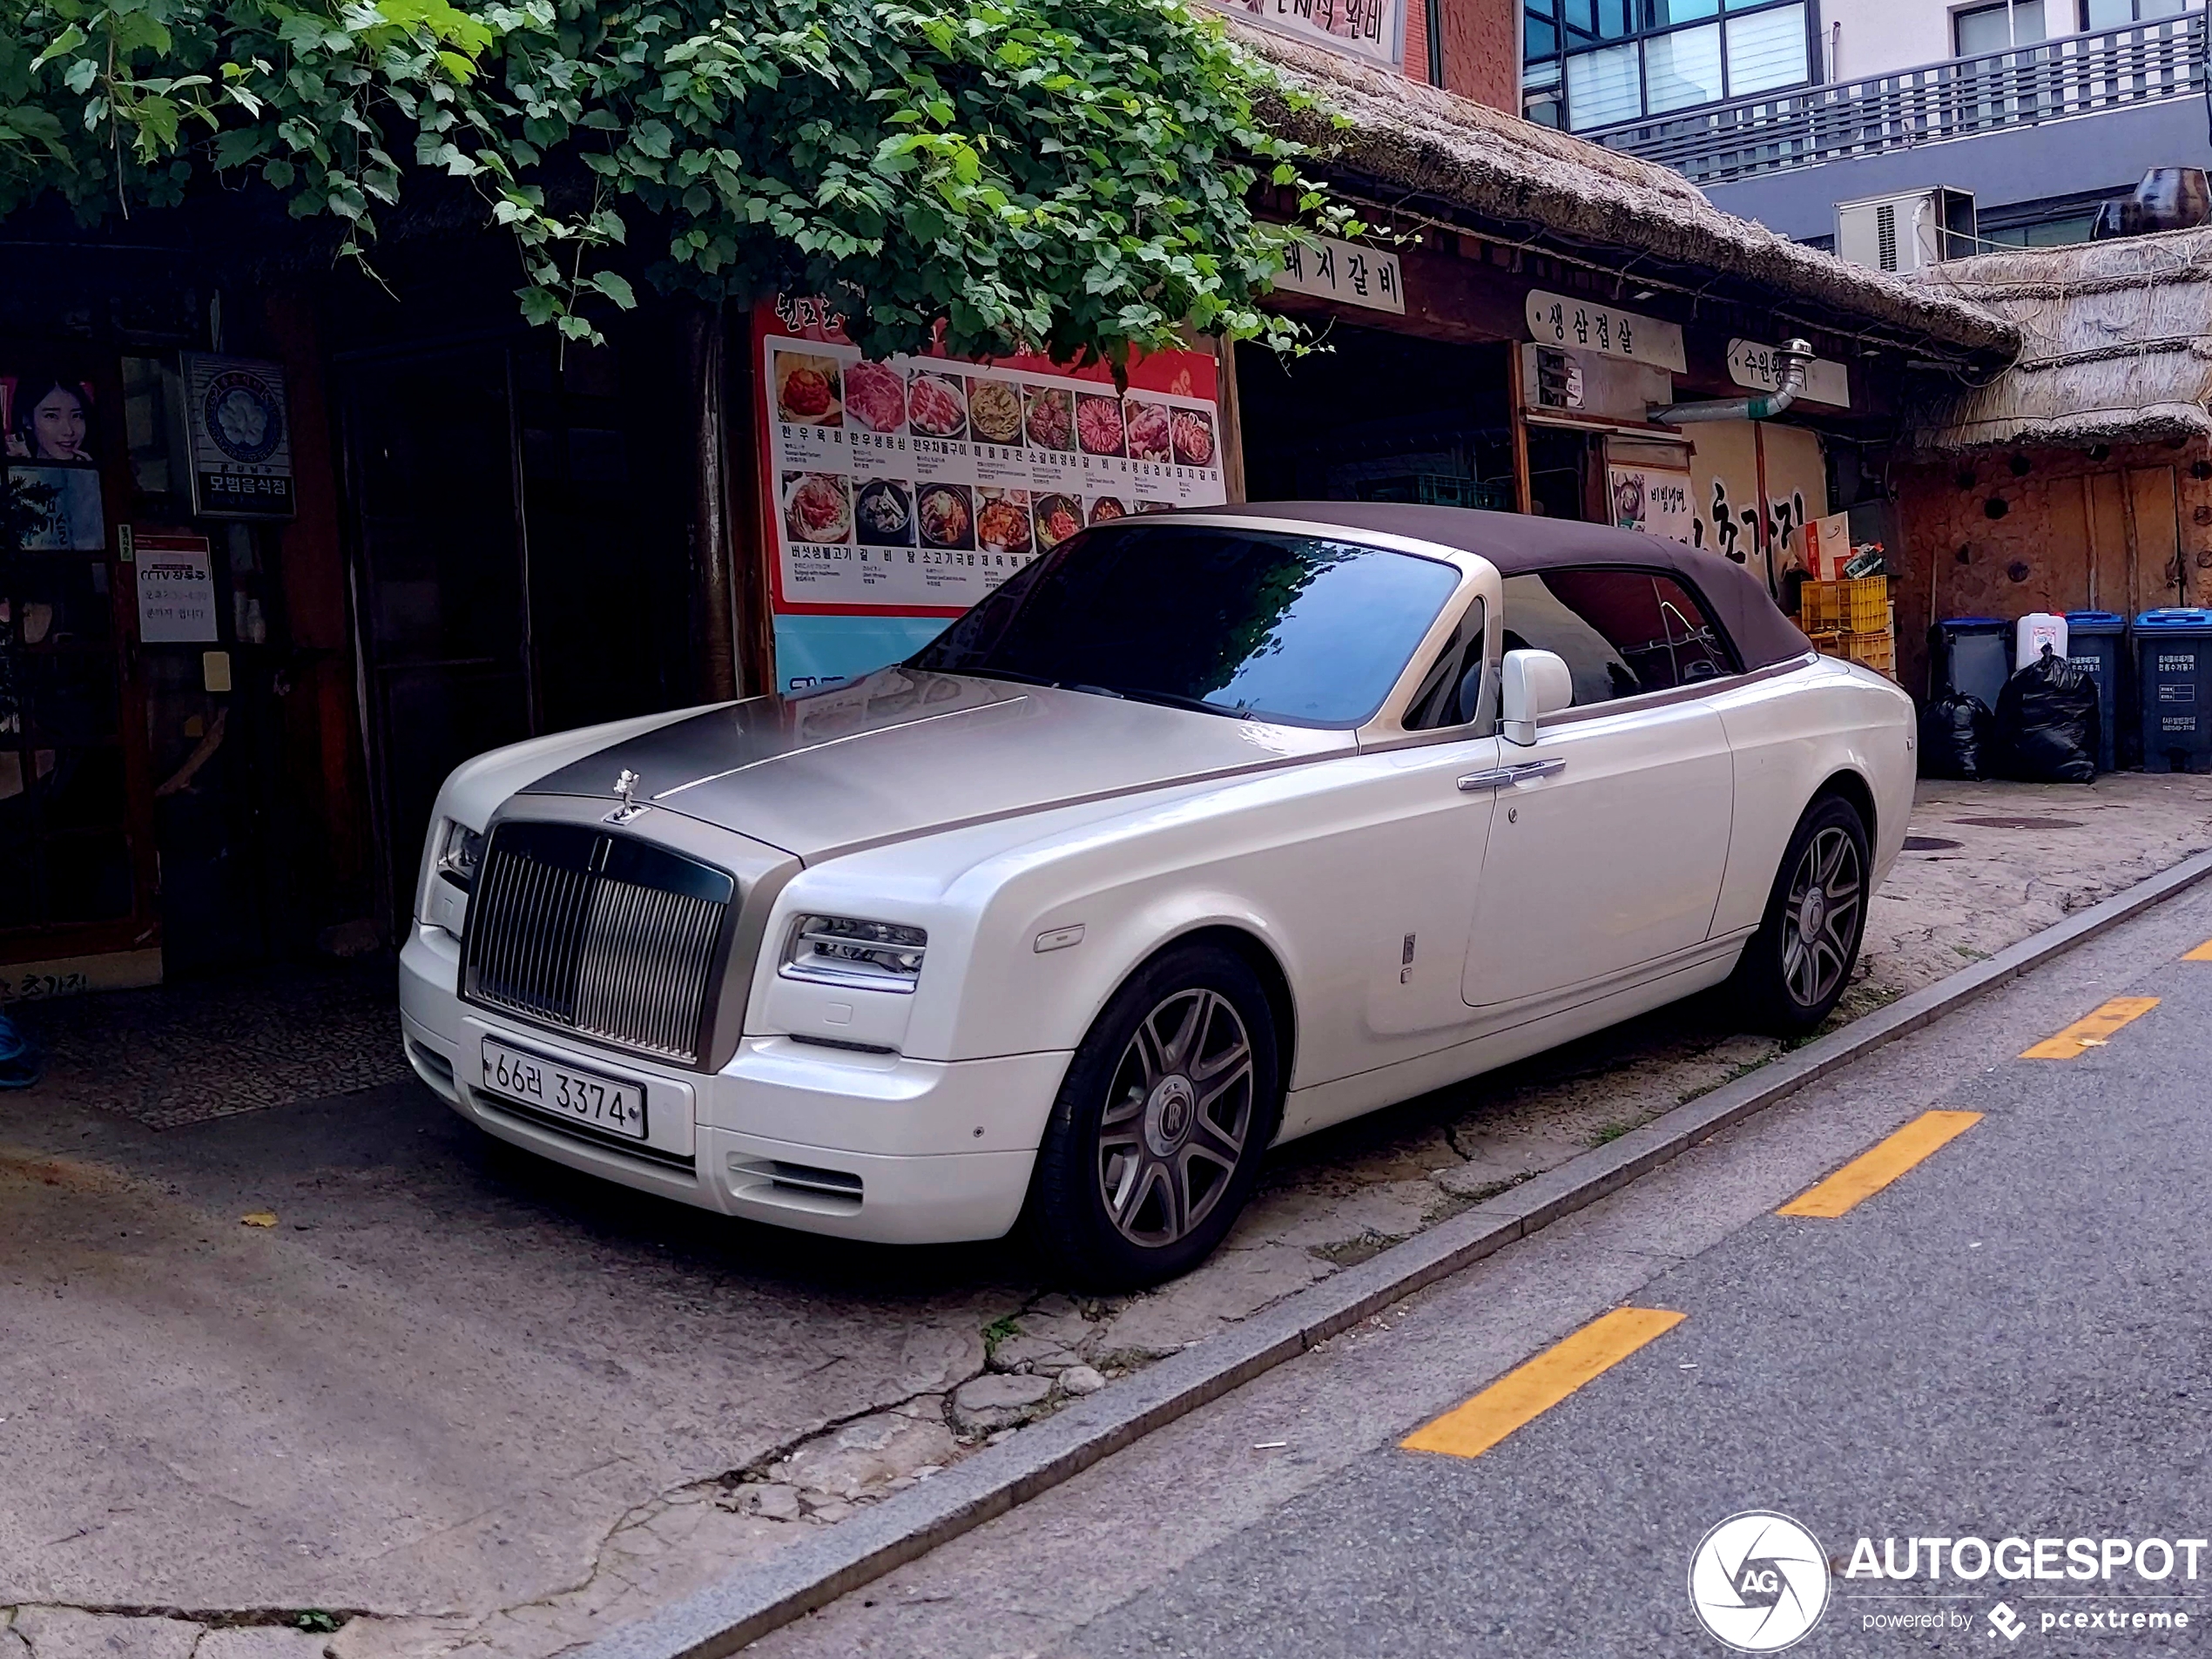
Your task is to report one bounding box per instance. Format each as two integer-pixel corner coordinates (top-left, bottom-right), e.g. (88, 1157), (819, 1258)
(758, 297), (1227, 617)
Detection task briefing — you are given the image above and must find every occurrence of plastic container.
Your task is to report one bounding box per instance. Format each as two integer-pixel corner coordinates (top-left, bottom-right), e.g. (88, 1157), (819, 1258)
(2015, 611), (2068, 667)
(1930, 617), (2012, 711)
(1802, 577), (1889, 636)
(2134, 609), (2212, 773)
(2063, 610), (2127, 772)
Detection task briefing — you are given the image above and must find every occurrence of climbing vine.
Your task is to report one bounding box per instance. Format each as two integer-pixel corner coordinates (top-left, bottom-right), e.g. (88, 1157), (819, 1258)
(0, 0), (1347, 362)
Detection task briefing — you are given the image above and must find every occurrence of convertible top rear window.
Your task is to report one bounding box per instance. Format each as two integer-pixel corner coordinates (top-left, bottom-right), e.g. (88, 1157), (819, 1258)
(911, 524), (1460, 728)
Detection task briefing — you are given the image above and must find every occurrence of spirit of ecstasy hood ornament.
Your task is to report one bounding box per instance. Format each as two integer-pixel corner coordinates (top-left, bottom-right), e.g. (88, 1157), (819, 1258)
(606, 767), (650, 825)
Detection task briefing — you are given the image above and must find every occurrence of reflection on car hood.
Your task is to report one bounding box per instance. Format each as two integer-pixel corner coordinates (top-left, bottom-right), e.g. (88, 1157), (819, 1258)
(519, 667), (1352, 859)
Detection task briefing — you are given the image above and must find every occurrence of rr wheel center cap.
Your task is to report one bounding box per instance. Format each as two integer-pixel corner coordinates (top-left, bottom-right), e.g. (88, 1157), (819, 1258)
(1145, 1075), (1197, 1157)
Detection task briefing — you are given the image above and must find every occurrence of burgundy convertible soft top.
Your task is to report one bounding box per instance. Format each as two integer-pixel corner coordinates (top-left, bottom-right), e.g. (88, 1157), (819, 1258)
(1177, 502), (1813, 674)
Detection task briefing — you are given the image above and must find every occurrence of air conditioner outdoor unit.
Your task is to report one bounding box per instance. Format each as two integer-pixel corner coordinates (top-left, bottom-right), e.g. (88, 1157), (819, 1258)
(1834, 187), (1978, 274)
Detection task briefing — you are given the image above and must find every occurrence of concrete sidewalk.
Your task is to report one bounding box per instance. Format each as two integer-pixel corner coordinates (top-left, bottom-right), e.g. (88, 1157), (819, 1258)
(1, 773), (2206, 1659)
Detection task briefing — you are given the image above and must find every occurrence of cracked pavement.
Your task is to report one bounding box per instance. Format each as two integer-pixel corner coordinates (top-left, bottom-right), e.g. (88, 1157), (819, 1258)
(3, 774), (2208, 1657)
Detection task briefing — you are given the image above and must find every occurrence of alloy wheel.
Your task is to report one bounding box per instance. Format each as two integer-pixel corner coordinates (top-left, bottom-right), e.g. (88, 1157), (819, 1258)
(1781, 824), (1863, 1011)
(1096, 987), (1256, 1249)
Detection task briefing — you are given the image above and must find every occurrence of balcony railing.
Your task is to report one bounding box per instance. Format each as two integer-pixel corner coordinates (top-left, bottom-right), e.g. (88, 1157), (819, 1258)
(1591, 15), (2206, 186)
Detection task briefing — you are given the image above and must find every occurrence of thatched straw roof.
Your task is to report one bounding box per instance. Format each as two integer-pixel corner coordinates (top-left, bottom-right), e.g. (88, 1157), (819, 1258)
(1232, 26), (2020, 362)
(1904, 226), (2212, 452)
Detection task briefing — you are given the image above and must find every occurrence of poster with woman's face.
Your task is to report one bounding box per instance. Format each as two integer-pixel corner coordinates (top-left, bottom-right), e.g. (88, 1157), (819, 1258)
(2, 372), (105, 551)
(3, 374), (96, 463)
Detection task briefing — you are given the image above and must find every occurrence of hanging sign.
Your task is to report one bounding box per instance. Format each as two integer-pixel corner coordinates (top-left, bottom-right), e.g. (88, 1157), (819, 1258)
(182, 354), (294, 518)
(1524, 289), (1686, 374)
(1269, 236), (1406, 314)
(1205, 0), (1406, 68)
(1609, 466), (1696, 544)
(135, 532), (219, 643)
(1727, 340), (1852, 409)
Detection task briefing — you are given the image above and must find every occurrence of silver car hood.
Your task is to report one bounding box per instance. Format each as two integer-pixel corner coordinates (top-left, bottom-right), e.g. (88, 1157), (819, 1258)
(519, 666), (1352, 860)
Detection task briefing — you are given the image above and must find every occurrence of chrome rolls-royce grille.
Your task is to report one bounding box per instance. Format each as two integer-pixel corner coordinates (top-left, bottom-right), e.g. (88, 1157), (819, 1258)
(462, 821), (734, 1066)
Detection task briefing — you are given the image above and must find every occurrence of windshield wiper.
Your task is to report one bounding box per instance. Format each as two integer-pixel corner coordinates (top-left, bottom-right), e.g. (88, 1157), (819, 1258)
(1092, 685), (1253, 719)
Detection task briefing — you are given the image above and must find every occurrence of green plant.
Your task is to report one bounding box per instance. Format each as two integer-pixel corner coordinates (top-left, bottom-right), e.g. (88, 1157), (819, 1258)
(2, 0), (1346, 363)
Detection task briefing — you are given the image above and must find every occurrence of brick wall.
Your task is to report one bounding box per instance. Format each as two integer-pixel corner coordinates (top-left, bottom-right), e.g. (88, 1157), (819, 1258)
(1893, 438), (2212, 697)
(1437, 0), (1520, 111)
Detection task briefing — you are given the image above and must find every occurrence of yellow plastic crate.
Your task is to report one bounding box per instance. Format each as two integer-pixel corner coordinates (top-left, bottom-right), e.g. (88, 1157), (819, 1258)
(1800, 577), (1889, 636)
(1844, 631), (1895, 679)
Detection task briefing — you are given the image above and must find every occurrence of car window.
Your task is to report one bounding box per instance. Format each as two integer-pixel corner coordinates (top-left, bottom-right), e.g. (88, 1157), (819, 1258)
(1501, 569), (1737, 705)
(1403, 598), (1488, 732)
(910, 524), (1462, 728)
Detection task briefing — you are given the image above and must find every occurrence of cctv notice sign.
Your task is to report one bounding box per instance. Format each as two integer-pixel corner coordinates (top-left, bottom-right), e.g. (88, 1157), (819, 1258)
(134, 532), (219, 644)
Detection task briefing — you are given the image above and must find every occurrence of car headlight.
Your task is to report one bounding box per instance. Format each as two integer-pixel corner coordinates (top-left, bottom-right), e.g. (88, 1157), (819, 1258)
(782, 914), (927, 993)
(435, 820), (487, 892)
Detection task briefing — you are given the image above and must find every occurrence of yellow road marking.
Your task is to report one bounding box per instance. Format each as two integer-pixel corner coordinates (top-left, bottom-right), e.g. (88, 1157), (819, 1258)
(1401, 1307), (1685, 1459)
(2020, 996), (2160, 1060)
(2185, 940), (2212, 962)
(1776, 1109), (1983, 1219)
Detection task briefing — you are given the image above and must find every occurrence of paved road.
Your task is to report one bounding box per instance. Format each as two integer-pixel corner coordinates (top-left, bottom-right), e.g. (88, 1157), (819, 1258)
(757, 879), (2212, 1659)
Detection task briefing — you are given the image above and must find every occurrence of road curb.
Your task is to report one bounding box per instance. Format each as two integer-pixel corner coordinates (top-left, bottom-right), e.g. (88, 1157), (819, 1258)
(576, 846), (2212, 1659)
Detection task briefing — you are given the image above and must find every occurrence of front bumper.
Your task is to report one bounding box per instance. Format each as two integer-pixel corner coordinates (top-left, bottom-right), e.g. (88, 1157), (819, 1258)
(399, 927), (1067, 1244)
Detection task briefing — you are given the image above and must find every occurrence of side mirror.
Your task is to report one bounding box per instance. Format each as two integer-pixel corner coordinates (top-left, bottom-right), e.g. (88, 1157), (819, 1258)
(1501, 649), (1573, 745)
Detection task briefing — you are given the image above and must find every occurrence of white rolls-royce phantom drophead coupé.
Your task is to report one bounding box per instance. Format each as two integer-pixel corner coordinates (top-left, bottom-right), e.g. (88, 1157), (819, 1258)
(400, 504), (1912, 1285)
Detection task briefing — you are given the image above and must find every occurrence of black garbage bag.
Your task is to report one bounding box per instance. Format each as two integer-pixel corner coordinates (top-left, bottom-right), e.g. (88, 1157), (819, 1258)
(1994, 647), (2099, 783)
(1919, 691), (1993, 780)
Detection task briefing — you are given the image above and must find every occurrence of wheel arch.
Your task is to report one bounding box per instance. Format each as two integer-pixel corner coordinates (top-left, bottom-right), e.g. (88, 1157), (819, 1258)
(1812, 765), (1878, 847)
(1119, 923), (1299, 1100)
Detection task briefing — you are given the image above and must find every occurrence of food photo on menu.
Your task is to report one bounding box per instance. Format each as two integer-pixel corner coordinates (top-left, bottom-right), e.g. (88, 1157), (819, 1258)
(1023, 387), (1074, 452)
(917, 483), (974, 551)
(975, 489), (1034, 556)
(841, 360), (907, 434)
(1033, 493), (1082, 550)
(1124, 399), (1172, 463)
(782, 470), (853, 545)
(1076, 393), (1126, 457)
(1087, 496), (1128, 524)
(907, 372), (968, 441)
(854, 478), (915, 545)
(1171, 408), (1217, 467)
(773, 353), (842, 426)
(966, 378), (1025, 447)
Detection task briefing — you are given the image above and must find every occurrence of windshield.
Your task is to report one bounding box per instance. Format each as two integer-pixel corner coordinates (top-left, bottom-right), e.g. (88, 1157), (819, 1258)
(909, 523), (1461, 728)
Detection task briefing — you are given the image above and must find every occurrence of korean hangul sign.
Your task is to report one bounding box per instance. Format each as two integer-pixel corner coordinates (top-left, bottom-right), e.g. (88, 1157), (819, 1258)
(1205, 0), (1405, 68)
(1726, 339), (1852, 410)
(1523, 289), (1686, 374)
(181, 354), (294, 518)
(1268, 236), (1406, 315)
(134, 533), (219, 643)
(755, 296), (1227, 619)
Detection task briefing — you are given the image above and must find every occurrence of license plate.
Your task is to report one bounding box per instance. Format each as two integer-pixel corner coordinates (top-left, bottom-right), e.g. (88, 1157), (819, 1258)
(478, 1038), (647, 1141)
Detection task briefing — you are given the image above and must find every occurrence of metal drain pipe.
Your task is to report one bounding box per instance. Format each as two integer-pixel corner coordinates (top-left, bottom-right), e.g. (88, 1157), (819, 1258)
(1652, 338), (1812, 425)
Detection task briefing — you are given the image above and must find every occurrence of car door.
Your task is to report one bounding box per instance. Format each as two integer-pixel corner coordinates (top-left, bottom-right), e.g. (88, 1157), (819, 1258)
(1462, 566), (1736, 1008)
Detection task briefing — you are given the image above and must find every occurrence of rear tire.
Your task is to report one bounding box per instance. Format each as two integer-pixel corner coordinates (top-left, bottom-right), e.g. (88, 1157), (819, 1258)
(1028, 942), (1282, 1291)
(1731, 793), (1870, 1037)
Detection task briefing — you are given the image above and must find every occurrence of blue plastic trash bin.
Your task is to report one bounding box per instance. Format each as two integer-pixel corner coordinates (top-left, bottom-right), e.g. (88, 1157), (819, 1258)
(2134, 609), (2212, 773)
(2064, 610), (2127, 772)
(1930, 617), (2012, 711)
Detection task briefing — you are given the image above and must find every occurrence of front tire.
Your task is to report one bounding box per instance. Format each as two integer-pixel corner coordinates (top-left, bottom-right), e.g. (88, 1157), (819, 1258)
(1029, 942), (1282, 1290)
(1732, 793), (1870, 1037)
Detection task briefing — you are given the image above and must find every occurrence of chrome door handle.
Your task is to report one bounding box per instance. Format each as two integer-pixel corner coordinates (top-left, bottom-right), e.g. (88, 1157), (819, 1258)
(1456, 758), (1566, 792)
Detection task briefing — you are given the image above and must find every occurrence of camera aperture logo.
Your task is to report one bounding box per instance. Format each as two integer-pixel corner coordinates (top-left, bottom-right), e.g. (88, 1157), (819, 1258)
(1689, 1511), (1832, 1652)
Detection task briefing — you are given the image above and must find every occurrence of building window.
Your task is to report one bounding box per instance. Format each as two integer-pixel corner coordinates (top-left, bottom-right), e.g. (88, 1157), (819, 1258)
(1524, 0), (1813, 132)
(2082, 0), (2187, 25)
(1956, 0), (2046, 54)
